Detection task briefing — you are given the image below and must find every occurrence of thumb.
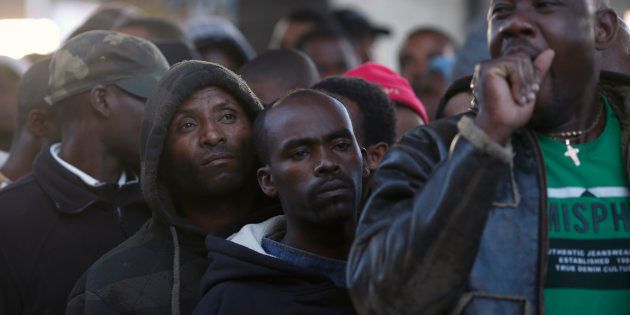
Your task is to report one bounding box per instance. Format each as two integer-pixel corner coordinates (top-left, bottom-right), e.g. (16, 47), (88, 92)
(533, 49), (555, 83)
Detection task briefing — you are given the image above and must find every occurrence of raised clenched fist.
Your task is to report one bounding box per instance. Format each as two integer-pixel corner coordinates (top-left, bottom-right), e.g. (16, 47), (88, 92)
(472, 49), (555, 145)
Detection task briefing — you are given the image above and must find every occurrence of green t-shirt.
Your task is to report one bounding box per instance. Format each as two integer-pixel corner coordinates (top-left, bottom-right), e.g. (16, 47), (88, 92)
(538, 97), (630, 315)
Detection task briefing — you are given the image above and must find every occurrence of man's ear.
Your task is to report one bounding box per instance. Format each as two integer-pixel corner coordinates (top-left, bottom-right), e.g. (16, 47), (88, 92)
(365, 142), (389, 171)
(359, 147), (370, 178)
(89, 85), (111, 118)
(29, 108), (60, 140)
(257, 166), (278, 197)
(595, 8), (618, 51)
(27, 109), (50, 138)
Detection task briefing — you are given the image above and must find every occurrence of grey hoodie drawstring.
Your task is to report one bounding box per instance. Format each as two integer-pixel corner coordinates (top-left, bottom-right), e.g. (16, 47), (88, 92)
(170, 226), (181, 315)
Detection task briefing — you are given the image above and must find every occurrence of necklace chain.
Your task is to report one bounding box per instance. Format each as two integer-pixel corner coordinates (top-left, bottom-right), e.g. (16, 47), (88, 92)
(544, 103), (603, 139)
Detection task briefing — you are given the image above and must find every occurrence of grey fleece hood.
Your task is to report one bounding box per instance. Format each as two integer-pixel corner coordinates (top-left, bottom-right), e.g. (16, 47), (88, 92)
(140, 60), (263, 235)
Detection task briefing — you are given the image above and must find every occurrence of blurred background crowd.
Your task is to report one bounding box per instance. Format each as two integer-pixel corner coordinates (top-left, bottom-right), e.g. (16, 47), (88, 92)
(1, 0), (628, 70)
(1, 0), (628, 157)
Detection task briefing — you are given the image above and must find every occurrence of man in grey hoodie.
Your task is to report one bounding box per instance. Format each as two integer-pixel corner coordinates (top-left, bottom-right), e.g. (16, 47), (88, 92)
(66, 61), (277, 314)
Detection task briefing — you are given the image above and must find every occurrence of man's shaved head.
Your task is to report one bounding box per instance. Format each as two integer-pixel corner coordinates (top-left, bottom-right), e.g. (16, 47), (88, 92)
(253, 89), (350, 164)
(239, 49), (320, 106)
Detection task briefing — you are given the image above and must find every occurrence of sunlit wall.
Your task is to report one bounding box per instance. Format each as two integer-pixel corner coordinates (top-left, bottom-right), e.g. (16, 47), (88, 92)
(0, 19), (60, 59)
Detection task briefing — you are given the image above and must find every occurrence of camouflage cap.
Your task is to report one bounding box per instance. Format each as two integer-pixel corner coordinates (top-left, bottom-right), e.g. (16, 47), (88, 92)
(46, 30), (170, 105)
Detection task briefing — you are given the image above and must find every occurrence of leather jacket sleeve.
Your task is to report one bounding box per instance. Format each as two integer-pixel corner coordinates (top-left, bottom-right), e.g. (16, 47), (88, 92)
(347, 117), (511, 314)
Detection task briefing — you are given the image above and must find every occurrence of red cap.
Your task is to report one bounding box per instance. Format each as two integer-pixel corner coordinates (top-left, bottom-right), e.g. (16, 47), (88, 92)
(344, 62), (428, 124)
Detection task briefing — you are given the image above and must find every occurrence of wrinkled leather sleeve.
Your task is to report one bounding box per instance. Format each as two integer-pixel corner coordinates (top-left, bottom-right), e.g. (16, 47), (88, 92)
(347, 117), (509, 314)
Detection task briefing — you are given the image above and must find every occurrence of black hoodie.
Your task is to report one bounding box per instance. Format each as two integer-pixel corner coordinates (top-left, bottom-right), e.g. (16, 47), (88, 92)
(192, 216), (357, 315)
(66, 61), (270, 314)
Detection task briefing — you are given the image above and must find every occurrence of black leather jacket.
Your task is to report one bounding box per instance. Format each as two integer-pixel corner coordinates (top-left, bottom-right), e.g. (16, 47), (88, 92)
(347, 73), (630, 315)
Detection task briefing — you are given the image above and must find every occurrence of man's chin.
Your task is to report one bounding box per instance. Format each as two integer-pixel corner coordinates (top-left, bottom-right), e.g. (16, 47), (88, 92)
(313, 201), (356, 220)
(528, 101), (570, 133)
(200, 176), (245, 195)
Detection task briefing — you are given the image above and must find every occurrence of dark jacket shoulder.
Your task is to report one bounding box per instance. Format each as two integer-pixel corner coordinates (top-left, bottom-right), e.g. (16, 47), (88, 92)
(193, 234), (355, 315)
(67, 219), (207, 315)
(0, 144), (150, 315)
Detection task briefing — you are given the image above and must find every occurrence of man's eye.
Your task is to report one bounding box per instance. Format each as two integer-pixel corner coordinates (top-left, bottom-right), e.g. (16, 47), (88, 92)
(491, 5), (511, 18)
(291, 149), (309, 161)
(334, 142), (351, 152)
(219, 113), (236, 123)
(535, 0), (558, 11)
(179, 122), (196, 131)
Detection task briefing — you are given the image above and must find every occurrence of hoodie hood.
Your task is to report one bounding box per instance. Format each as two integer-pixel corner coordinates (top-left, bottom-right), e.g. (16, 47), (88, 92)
(227, 214), (285, 255)
(140, 60), (263, 235)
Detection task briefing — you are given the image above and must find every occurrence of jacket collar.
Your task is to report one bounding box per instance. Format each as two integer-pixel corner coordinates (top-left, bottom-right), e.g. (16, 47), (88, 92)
(33, 143), (144, 214)
(227, 215), (285, 255)
(48, 143), (139, 187)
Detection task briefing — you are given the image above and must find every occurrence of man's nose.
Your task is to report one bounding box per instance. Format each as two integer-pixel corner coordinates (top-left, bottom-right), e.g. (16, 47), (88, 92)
(199, 122), (226, 146)
(406, 59), (428, 78)
(313, 150), (341, 177)
(499, 10), (537, 39)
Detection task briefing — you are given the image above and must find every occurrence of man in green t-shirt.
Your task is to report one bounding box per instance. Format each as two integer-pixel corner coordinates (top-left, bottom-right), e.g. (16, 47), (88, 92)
(346, 1), (630, 314)
(539, 95), (630, 314)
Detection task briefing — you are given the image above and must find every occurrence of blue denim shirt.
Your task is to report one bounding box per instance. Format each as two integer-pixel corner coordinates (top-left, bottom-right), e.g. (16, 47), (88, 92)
(261, 236), (347, 288)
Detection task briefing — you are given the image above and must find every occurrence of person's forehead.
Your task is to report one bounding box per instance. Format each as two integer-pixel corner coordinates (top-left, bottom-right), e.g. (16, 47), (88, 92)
(488, 0), (591, 11)
(444, 92), (473, 116)
(179, 86), (240, 110)
(286, 20), (317, 33)
(267, 96), (351, 141)
(405, 33), (451, 52)
(307, 37), (343, 53)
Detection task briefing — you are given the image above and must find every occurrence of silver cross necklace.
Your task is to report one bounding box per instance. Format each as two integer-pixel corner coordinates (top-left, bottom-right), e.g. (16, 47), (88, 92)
(543, 103), (604, 167)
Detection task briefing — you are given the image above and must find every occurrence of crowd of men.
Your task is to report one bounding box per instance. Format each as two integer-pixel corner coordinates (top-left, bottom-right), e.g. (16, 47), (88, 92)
(0, 0), (629, 314)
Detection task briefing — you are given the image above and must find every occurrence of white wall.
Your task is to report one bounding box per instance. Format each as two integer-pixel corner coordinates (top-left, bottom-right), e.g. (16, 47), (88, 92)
(331, 0), (467, 70)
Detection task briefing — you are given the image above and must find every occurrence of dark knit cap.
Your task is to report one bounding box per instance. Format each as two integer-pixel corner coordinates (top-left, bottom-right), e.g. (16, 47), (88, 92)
(141, 60), (262, 234)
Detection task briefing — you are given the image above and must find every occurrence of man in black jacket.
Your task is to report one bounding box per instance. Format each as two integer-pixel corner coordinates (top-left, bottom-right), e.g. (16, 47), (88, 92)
(0, 58), (59, 189)
(0, 31), (169, 314)
(348, 1), (630, 314)
(67, 61), (275, 314)
(193, 89), (368, 314)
